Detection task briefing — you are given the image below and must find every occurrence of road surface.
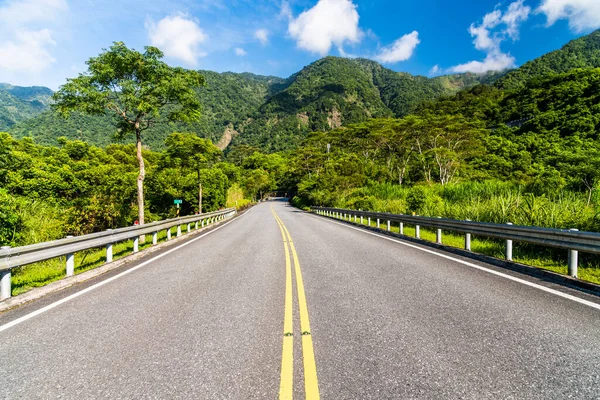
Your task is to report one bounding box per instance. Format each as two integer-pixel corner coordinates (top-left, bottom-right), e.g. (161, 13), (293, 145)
(1, 200), (599, 399)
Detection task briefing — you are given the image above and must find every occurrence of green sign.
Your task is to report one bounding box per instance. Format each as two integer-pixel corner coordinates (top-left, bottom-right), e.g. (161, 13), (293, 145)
(174, 199), (183, 205)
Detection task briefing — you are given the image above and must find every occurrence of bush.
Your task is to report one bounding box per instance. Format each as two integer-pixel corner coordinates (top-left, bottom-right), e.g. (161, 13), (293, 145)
(406, 186), (427, 214)
(0, 189), (22, 246)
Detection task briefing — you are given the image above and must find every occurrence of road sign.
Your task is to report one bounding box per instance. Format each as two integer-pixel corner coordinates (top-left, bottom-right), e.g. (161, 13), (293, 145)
(174, 199), (183, 205)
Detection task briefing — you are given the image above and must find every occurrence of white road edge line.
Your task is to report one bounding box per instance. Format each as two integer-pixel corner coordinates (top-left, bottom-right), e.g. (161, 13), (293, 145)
(0, 209), (251, 333)
(316, 215), (600, 312)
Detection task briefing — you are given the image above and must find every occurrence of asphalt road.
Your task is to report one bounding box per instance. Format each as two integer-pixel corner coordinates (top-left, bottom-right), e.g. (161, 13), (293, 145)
(1, 200), (599, 399)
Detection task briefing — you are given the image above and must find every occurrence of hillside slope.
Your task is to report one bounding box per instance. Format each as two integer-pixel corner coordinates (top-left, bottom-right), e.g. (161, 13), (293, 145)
(495, 29), (600, 90)
(0, 84), (53, 130)
(231, 57), (493, 151)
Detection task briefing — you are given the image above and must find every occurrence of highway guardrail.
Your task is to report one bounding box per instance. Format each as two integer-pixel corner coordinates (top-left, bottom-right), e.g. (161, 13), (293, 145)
(312, 207), (596, 280)
(0, 208), (236, 300)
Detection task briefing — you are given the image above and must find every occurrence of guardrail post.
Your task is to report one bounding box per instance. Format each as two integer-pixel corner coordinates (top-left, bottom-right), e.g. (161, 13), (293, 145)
(361, 216), (364, 224)
(202, 219), (205, 228)
(106, 229), (114, 263)
(368, 217), (371, 226)
(377, 218), (380, 228)
(1, 246), (11, 300)
(436, 217), (442, 244)
(387, 220), (391, 231)
(177, 225), (182, 237)
(354, 215), (357, 223)
(152, 231), (158, 245)
(187, 223), (191, 232)
(506, 222), (513, 261)
(400, 221), (404, 235)
(66, 236), (75, 277)
(415, 224), (420, 239)
(465, 220), (471, 251)
(195, 221), (198, 230)
(167, 228), (172, 240)
(133, 235), (139, 253)
(568, 229), (579, 278)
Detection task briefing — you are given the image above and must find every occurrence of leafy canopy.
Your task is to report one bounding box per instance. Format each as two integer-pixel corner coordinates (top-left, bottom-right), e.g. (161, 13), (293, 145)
(52, 42), (205, 135)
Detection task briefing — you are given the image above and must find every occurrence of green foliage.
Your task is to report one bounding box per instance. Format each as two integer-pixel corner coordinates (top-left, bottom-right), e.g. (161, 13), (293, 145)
(406, 187), (427, 214)
(0, 189), (22, 246)
(52, 42), (205, 136)
(0, 84), (52, 130)
(0, 132), (271, 247)
(496, 29), (600, 90)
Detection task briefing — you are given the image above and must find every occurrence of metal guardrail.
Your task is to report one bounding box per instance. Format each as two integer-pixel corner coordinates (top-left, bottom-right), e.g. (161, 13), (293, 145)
(313, 207), (594, 279)
(0, 208), (236, 300)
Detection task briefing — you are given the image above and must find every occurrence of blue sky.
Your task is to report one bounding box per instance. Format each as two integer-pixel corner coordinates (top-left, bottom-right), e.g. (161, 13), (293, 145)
(0, 0), (598, 89)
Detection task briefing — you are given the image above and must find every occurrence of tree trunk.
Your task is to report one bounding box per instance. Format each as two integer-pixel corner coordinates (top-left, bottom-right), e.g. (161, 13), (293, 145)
(199, 182), (203, 214)
(136, 128), (145, 242)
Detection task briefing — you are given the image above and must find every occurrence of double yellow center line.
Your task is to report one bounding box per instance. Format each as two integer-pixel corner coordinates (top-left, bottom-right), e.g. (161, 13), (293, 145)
(271, 206), (320, 400)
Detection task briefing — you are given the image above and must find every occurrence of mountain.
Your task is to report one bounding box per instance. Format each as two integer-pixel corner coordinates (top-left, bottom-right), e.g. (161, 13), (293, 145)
(0, 84), (53, 130)
(230, 57), (495, 151)
(5, 60), (487, 151)
(8, 72), (284, 150)
(495, 29), (600, 90)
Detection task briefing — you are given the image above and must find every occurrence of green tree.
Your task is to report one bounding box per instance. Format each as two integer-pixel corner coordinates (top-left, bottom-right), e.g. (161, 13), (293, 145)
(165, 133), (222, 213)
(52, 42), (205, 227)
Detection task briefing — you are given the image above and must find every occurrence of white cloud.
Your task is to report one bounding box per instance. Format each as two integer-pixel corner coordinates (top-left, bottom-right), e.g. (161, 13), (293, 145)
(375, 31), (420, 63)
(234, 47), (247, 56)
(538, 0), (600, 32)
(0, 0), (67, 74)
(429, 65), (441, 76)
(146, 13), (207, 66)
(0, 29), (57, 73)
(450, 0), (530, 74)
(502, 0), (531, 39)
(254, 28), (269, 45)
(280, 1), (292, 20)
(288, 0), (361, 55)
(0, 0), (67, 26)
(451, 53), (516, 74)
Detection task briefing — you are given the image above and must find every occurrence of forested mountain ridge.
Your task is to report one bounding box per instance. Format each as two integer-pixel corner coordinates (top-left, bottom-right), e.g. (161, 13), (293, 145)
(4, 59), (492, 151)
(229, 57), (495, 151)
(0, 84), (53, 130)
(495, 29), (600, 90)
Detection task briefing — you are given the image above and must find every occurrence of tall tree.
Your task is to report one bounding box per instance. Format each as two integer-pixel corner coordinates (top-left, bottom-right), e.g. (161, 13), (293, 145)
(165, 133), (222, 213)
(52, 42), (205, 227)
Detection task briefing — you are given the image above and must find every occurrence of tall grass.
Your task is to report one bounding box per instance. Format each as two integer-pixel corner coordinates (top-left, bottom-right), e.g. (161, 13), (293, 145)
(346, 180), (599, 231)
(226, 184), (251, 209)
(334, 180), (600, 284)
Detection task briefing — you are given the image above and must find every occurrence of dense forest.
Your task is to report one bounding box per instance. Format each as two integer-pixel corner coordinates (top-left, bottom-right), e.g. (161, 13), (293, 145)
(0, 132), (285, 247)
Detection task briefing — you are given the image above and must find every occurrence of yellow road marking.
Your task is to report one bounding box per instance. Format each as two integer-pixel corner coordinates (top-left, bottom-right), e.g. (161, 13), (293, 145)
(272, 207), (294, 400)
(272, 206), (320, 400)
